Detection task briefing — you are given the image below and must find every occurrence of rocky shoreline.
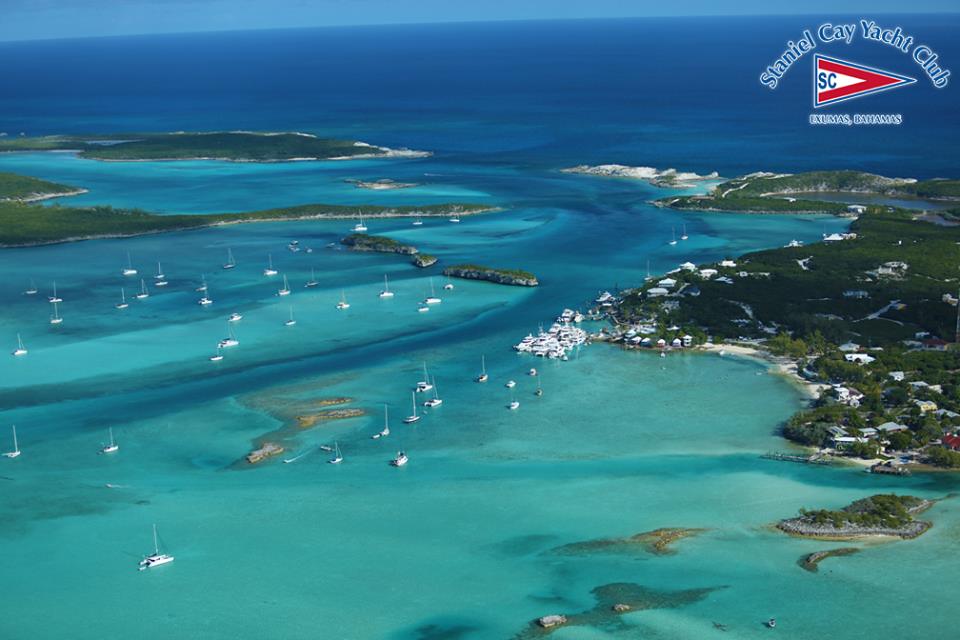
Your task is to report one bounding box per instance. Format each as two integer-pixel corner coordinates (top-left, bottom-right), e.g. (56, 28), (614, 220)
(777, 497), (935, 540)
(443, 265), (539, 286)
(798, 547), (860, 572)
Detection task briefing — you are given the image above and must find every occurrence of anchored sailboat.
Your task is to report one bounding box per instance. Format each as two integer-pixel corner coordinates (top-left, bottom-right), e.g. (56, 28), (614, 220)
(423, 278), (441, 304)
(305, 268), (319, 288)
(263, 254), (278, 277)
(336, 289), (350, 309)
(49, 301), (63, 325)
(48, 281), (62, 304)
(116, 288), (129, 309)
(328, 441), (344, 464)
(223, 248), (236, 270)
(403, 391), (421, 424)
(135, 279), (149, 300)
(373, 404), (391, 439)
(379, 274), (394, 298)
(476, 355), (488, 382)
(669, 227), (678, 246)
(24, 279), (38, 296)
(277, 274), (291, 296)
(680, 224), (689, 241)
(423, 377), (443, 407)
(285, 306), (297, 326)
(12, 333), (27, 357)
(122, 252), (137, 276)
(102, 427), (119, 454)
(138, 524), (174, 571)
(416, 363), (433, 392)
(3, 425), (20, 458)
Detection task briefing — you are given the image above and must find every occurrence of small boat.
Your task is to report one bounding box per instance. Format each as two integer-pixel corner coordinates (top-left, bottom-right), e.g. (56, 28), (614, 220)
(442, 277), (454, 290)
(24, 279), (38, 295)
(659, 351), (666, 359)
(122, 252), (137, 276)
(287, 240), (300, 253)
(304, 268), (319, 288)
(263, 254), (278, 277)
(336, 290), (350, 309)
(138, 524), (174, 571)
(415, 363), (433, 392)
(508, 388), (519, 410)
(352, 214), (368, 233)
(48, 281), (62, 304)
(669, 227), (678, 246)
(390, 451), (408, 467)
(534, 378), (543, 397)
(49, 301), (63, 325)
(228, 312), (242, 322)
(209, 346), (224, 362)
(476, 355), (488, 382)
(423, 378), (443, 407)
(319, 445), (334, 452)
(448, 207), (462, 223)
(412, 216), (423, 226)
(101, 427), (119, 454)
(154, 261), (166, 280)
(423, 278), (441, 304)
(115, 288), (129, 309)
(528, 368), (537, 376)
(218, 325), (239, 348)
(285, 306), (297, 326)
(155, 279), (168, 288)
(680, 224), (689, 241)
(12, 333), (28, 357)
(379, 274), (394, 298)
(766, 618), (776, 629)
(3, 425), (20, 458)
(134, 279), (149, 300)
(195, 276), (208, 293)
(372, 404), (390, 439)
(505, 380), (516, 389)
(417, 303), (430, 313)
(328, 441), (343, 464)
(277, 274), (291, 296)
(223, 248), (237, 270)
(402, 392), (421, 424)
(198, 294), (214, 306)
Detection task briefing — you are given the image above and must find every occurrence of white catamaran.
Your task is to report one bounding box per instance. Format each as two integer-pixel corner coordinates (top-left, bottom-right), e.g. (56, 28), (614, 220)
(328, 441), (343, 464)
(372, 404), (391, 439)
(102, 427), (119, 454)
(263, 254), (278, 277)
(3, 425), (20, 458)
(223, 248), (236, 270)
(122, 252), (137, 276)
(403, 392), (421, 424)
(12, 334), (27, 357)
(138, 524), (174, 571)
(379, 274), (394, 298)
(116, 288), (129, 310)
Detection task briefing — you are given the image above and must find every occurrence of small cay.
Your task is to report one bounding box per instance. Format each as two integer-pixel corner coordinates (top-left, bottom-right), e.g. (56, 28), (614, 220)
(443, 264), (539, 286)
(777, 494), (935, 540)
(341, 233), (418, 256)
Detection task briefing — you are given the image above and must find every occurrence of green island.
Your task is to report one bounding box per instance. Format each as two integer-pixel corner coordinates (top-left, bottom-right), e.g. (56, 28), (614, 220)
(412, 254), (438, 268)
(340, 233), (419, 256)
(443, 264), (539, 286)
(798, 547), (860, 573)
(0, 173), (492, 246)
(777, 494), (933, 539)
(656, 170), (960, 214)
(0, 172), (86, 202)
(0, 131), (427, 162)
(603, 169), (960, 472)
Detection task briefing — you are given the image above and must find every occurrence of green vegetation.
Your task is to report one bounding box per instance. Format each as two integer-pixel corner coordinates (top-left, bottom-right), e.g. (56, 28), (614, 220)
(926, 446), (960, 468)
(0, 132), (398, 161)
(657, 170), (960, 214)
(340, 233), (418, 255)
(796, 494), (926, 530)
(0, 172), (80, 201)
(0, 200), (492, 246)
(413, 254), (437, 268)
(443, 264), (539, 286)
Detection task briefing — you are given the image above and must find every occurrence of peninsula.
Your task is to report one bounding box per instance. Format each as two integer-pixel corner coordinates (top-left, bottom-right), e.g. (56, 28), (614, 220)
(443, 264), (539, 286)
(655, 170), (960, 214)
(0, 172), (86, 202)
(0, 131), (430, 162)
(777, 494), (933, 540)
(340, 233), (419, 256)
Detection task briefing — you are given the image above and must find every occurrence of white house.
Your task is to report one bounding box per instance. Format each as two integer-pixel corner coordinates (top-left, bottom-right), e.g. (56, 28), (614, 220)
(888, 370), (905, 382)
(679, 262), (696, 272)
(877, 421), (909, 433)
(671, 337), (682, 348)
(699, 268), (717, 279)
(646, 287), (669, 298)
(719, 260), (737, 268)
(844, 353), (876, 365)
(823, 233), (845, 242)
(682, 334), (694, 347)
(847, 204), (867, 214)
(657, 278), (677, 289)
(838, 342), (861, 352)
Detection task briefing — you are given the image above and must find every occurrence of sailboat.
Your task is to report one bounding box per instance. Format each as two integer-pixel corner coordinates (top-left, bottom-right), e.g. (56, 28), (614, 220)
(154, 262), (168, 286)
(135, 278), (149, 300)
(423, 377), (443, 407)
(443, 276), (454, 291)
(122, 252), (137, 276)
(48, 281), (62, 303)
(138, 524), (174, 570)
(415, 363), (433, 392)
(49, 301), (63, 325)
(115, 288), (129, 309)
(305, 268), (319, 288)
(417, 302), (430, 313)
(352, 212), (367, 232)
(12, 333), (27, 357)
(508, 388), (520, 410)
(277, 274), (291, 296)
(196, 275), (208, 292)
(534, 377), (543, 397)
(390, 451), (408, 467)
(198, 288), (214, 305)
(680, 224), (689, 241)
(24, 279), (38, 295)
(669, 227), (678, 246)
(222, 248), (236, 270)
(505, 379), (516, 389)
(328, 441), (343, 464)
(3, 425), (20, 458)
(336, 289), (350, 309)
(102, 427), (119, 454)
(285, 306), (297, 326)
(379, 274), (394, 298)
(228, 312), (242, 322)
(412, 215), (423, 226)
(209, 345), (224, 362)
(424, 278), (441, 304)
(263, 254), (278, 277)
(476, 355), (488, 382)
(402, 392), (421, 424)
(373, 404), (391, 439)
(218, 324), (239, 348)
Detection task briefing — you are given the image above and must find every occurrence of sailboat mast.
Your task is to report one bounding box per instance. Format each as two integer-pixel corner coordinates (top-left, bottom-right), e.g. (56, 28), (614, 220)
(12, 425), (18, 453)
(153, 524), (159, 555)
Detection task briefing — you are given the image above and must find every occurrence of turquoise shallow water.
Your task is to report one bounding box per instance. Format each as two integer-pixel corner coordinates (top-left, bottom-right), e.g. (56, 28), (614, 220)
(1, 151), (957, 639)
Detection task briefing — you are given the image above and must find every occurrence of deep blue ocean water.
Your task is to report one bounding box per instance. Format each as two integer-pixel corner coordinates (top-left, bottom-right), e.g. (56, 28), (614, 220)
(0, 16), (959, 640)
